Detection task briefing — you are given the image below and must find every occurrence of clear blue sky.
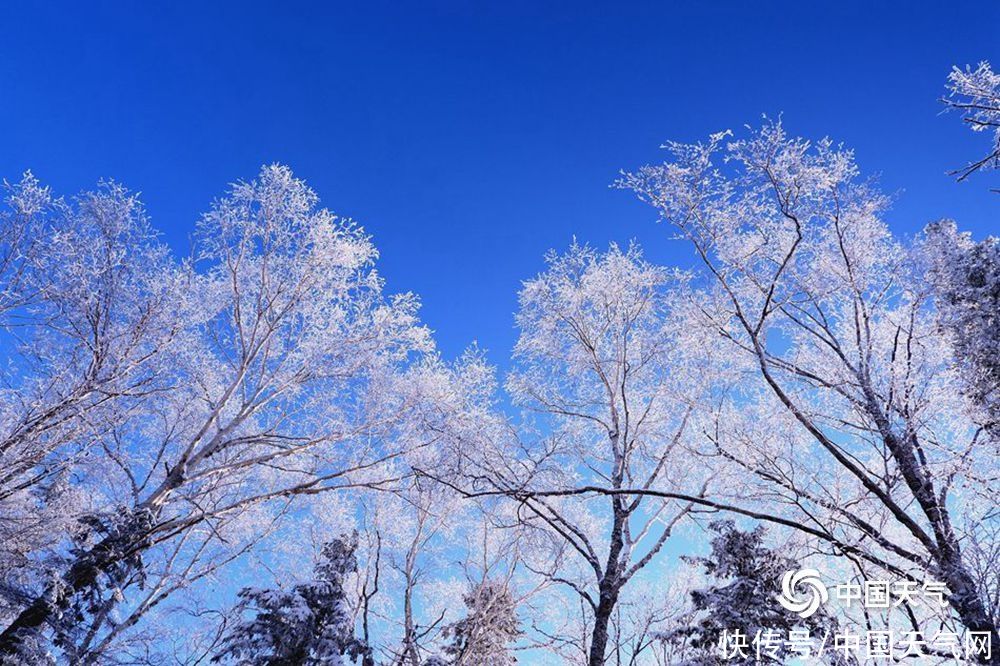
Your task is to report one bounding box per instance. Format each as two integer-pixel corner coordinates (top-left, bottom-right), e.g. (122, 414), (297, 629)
(2, 2), (997, 362)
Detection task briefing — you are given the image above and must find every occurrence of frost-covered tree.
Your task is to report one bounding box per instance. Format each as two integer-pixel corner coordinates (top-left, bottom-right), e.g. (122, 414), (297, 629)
(384, 478), (458, 666)
(621, 122), (999, 662)
(457, 242), (716, 666)
(945, 61), (1000, 186)
(924, 220), (1000, 438)
(923, 222), (1000, 625)
(0, 172), (43, 319)
(339, 347), (529, 666)
(664, 522), (848, 666)
(439, 579), (521, 666)
(0, 165), (431, 660)
(0, 173), (179, 631)
(214, 533), (367, 666)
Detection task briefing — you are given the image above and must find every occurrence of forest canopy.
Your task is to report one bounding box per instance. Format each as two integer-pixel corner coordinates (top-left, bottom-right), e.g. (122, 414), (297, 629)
(0, 61), (998, 666)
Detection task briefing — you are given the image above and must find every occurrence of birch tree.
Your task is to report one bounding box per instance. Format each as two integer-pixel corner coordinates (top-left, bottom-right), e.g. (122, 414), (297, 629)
(620, 122), (1000, 662)
(0, 174), (179, 629)
(0, 165), (431, 660)
(492, 243), (712, 666)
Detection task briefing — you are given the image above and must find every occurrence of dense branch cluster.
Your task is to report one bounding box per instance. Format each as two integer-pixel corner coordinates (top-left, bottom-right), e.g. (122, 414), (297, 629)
(945, 62), (1000, 184)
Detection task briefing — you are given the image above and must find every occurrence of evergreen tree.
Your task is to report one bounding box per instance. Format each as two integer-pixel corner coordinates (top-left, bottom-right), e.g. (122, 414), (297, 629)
(663, 521), (849, 666)
(214, 533), (368, 666)
(925, 221), (1000, 438)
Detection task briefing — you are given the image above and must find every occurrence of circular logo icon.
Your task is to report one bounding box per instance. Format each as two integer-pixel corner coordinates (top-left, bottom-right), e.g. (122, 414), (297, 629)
(777, 568), (828, 618)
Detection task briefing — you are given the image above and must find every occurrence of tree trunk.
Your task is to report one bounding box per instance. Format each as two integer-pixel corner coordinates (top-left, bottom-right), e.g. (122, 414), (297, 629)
(589, 432), (627, 666)
(588, 587), (620, 666)
(361, 598), (376, 666)
(401, 560), (420, 666)
(935, 557), (1000, 665)
(864, 396), (999, 665)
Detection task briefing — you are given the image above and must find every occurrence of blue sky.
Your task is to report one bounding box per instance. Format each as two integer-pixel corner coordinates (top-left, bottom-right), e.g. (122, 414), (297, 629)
(2, 1), (997, 363)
